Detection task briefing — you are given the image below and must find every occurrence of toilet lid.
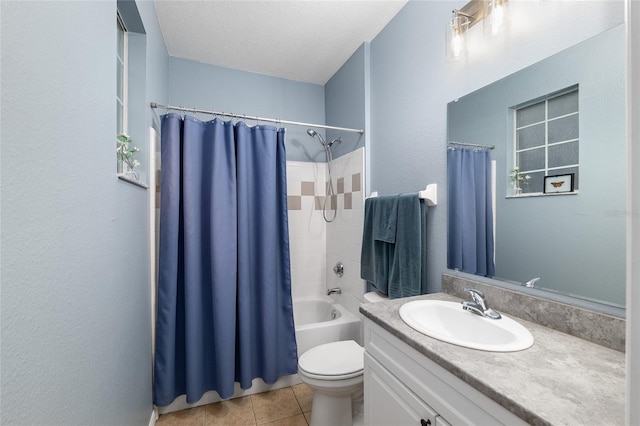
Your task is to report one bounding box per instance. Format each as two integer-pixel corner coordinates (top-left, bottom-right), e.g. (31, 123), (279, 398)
(298, 340), (364, 377)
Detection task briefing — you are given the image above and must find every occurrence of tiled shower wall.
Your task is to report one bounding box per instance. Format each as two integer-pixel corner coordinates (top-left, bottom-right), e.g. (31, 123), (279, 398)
(286, 148), (366, 320)
(324, 148), (366, 321)
(286, 161), (328, 299)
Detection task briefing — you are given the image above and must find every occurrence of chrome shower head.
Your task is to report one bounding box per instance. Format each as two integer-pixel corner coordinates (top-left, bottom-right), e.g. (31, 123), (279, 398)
(327, 137), (342, 148)
(306, 128), (327, 147)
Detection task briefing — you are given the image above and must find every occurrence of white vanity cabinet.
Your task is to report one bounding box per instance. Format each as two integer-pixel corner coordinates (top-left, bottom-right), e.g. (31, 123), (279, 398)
(364, 320), (528, 426)
(366, 353), (445, 426)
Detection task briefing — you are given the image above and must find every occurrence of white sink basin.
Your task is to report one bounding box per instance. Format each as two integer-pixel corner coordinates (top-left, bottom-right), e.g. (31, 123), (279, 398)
(399, 300), (534, 352)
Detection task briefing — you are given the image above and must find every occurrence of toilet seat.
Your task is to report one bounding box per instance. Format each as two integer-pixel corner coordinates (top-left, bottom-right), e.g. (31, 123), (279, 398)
(298, 340), (364, 381)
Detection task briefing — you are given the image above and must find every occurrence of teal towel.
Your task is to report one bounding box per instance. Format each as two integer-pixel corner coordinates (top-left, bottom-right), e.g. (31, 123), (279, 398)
(388, 194), (427, 298)
(361, 195), (398, 291)
(360, 196), (379, 286)
(371, 195), (398, 243)
(360, 194), (428, 299)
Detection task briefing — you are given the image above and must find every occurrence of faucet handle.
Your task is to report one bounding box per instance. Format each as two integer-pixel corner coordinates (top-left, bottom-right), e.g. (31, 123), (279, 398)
(463, 288), (487, 309)
(524, 277), (540, 288)
(463, 288), (484, 300)
(461, 288), (501, 320)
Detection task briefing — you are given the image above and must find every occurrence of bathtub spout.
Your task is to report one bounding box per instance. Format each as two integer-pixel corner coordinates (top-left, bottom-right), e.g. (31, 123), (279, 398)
(327, 287), (342, 295)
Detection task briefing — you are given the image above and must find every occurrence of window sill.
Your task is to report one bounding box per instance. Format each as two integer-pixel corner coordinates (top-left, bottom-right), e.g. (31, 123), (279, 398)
(505, 191), (578, 199)
(118, 173), (148, 189)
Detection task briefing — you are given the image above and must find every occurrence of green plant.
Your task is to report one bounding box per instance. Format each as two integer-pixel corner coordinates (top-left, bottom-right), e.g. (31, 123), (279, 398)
(116, 133), (140, 177)
(510, 167), (531, 190)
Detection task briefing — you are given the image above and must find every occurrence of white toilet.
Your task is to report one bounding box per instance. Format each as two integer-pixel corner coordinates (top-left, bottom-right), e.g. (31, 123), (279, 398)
(297, 292), (387, 426)
(298, 340), (364, 426)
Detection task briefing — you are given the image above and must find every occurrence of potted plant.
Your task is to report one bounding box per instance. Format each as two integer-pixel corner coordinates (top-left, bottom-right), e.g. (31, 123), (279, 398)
(116, 133), (140, 180)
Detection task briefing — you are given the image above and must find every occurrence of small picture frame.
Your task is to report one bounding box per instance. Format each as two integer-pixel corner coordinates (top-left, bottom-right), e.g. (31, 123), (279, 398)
(544, 173), (575, 194)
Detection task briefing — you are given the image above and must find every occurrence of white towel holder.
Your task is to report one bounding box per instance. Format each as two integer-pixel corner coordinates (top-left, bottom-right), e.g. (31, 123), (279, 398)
(367, 184), (437, 207)
(419, 184), (438, 207)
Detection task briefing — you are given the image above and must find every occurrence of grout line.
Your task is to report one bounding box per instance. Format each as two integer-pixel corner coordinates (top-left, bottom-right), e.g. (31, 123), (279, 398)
(249, 393), (258, 426)
(291, 386), (303, 412)
(204, 406), (207, 426)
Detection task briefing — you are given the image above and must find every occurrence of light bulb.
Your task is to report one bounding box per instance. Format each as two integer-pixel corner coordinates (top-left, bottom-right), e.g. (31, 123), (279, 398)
(451, 31), (464, 58)
(446, 13), (468, 61)
(484, 0), (508, 37)
(490, 4), (505, 35)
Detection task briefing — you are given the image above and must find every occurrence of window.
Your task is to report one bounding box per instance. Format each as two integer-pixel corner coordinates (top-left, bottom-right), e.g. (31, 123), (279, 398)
(116, 12), (128, 136)
(115, 4), (148, 187)
(514, 87), (579, 194)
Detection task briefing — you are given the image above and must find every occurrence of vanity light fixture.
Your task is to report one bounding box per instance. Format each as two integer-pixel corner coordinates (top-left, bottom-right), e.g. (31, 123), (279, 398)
(483, 0), (509, 36)
(445, 0), (509, 60)
(446, 10), (470, 61)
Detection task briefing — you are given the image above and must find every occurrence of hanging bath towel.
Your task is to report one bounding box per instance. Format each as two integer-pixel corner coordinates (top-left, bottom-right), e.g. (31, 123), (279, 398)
(360, 193), (428, 299)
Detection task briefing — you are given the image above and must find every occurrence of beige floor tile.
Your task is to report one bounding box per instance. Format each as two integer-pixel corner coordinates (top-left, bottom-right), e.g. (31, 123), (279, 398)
(291, 383), (313, 413)
(205, 396), (256, 426)
(260, 413), (308, 426)
(252, 387), (302, 424)
(302, 412), (311, 425)
(156, 406), (205, 426)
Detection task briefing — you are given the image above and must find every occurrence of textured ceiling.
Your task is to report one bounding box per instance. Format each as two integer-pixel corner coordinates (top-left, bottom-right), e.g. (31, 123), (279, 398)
(154, 0), (408, 85)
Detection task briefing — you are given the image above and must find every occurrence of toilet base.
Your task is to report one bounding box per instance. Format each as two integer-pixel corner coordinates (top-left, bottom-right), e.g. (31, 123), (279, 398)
(352, 400), (365, 426)
(308, 385), (362, 426)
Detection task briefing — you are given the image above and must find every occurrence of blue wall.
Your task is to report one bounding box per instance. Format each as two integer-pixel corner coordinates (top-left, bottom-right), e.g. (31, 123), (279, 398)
(325, 43), (368, 160)
(0, 0), (628, 422)
(368, 0), (625, 294)
(369, 1), (453, 293)
(166, 57), (327, 162)
(448, 26), (626, 306)
(0, 0), (168, 424)
(164, 43), (369, 164)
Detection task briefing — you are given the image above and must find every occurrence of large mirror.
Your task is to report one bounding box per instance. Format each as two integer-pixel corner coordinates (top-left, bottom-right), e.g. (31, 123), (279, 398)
(447, 25), (626, 309)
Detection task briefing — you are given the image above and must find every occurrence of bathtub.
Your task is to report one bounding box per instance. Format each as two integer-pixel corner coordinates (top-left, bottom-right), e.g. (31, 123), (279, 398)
(158, 296), (361, 414)
(293, 296), (361, 356)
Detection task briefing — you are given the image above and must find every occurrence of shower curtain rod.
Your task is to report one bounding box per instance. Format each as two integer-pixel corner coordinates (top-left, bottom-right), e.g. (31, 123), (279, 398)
(447, 141), (495, 150)
(150, 102), (364, 135)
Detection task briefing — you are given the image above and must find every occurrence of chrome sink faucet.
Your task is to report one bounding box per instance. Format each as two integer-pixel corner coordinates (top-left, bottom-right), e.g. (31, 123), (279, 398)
(461, 288), (501, 320)
(524, 277), (540, 288)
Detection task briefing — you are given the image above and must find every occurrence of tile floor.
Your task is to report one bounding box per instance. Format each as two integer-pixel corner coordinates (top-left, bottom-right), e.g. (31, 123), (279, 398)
(156, 384), (313, 426)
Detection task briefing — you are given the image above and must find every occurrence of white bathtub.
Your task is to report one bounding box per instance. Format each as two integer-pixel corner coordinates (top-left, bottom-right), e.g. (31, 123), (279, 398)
(293, 296), (361, 356)
(159, 296), (361, 414)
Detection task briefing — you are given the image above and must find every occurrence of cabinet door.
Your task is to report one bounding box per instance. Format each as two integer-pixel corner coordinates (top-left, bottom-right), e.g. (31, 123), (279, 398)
(435, 415), (452, 426)
(365, 353), (439, 426)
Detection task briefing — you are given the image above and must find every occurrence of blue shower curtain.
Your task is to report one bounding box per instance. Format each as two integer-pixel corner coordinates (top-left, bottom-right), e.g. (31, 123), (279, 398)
(154, 113), (297, 407)
(447, 147), (495, 277)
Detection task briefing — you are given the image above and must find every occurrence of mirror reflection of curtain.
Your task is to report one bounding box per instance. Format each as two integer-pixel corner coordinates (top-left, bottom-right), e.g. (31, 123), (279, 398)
(154, 113), (297, 406)
(447, 148), (495, 277)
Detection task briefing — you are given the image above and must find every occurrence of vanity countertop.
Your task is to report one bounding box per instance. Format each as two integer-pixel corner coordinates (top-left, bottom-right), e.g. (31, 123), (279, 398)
(360, 293), (626, 426)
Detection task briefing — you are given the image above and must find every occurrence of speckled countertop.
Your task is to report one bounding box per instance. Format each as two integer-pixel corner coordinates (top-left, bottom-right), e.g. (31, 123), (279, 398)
(360, 293), (626, 426)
